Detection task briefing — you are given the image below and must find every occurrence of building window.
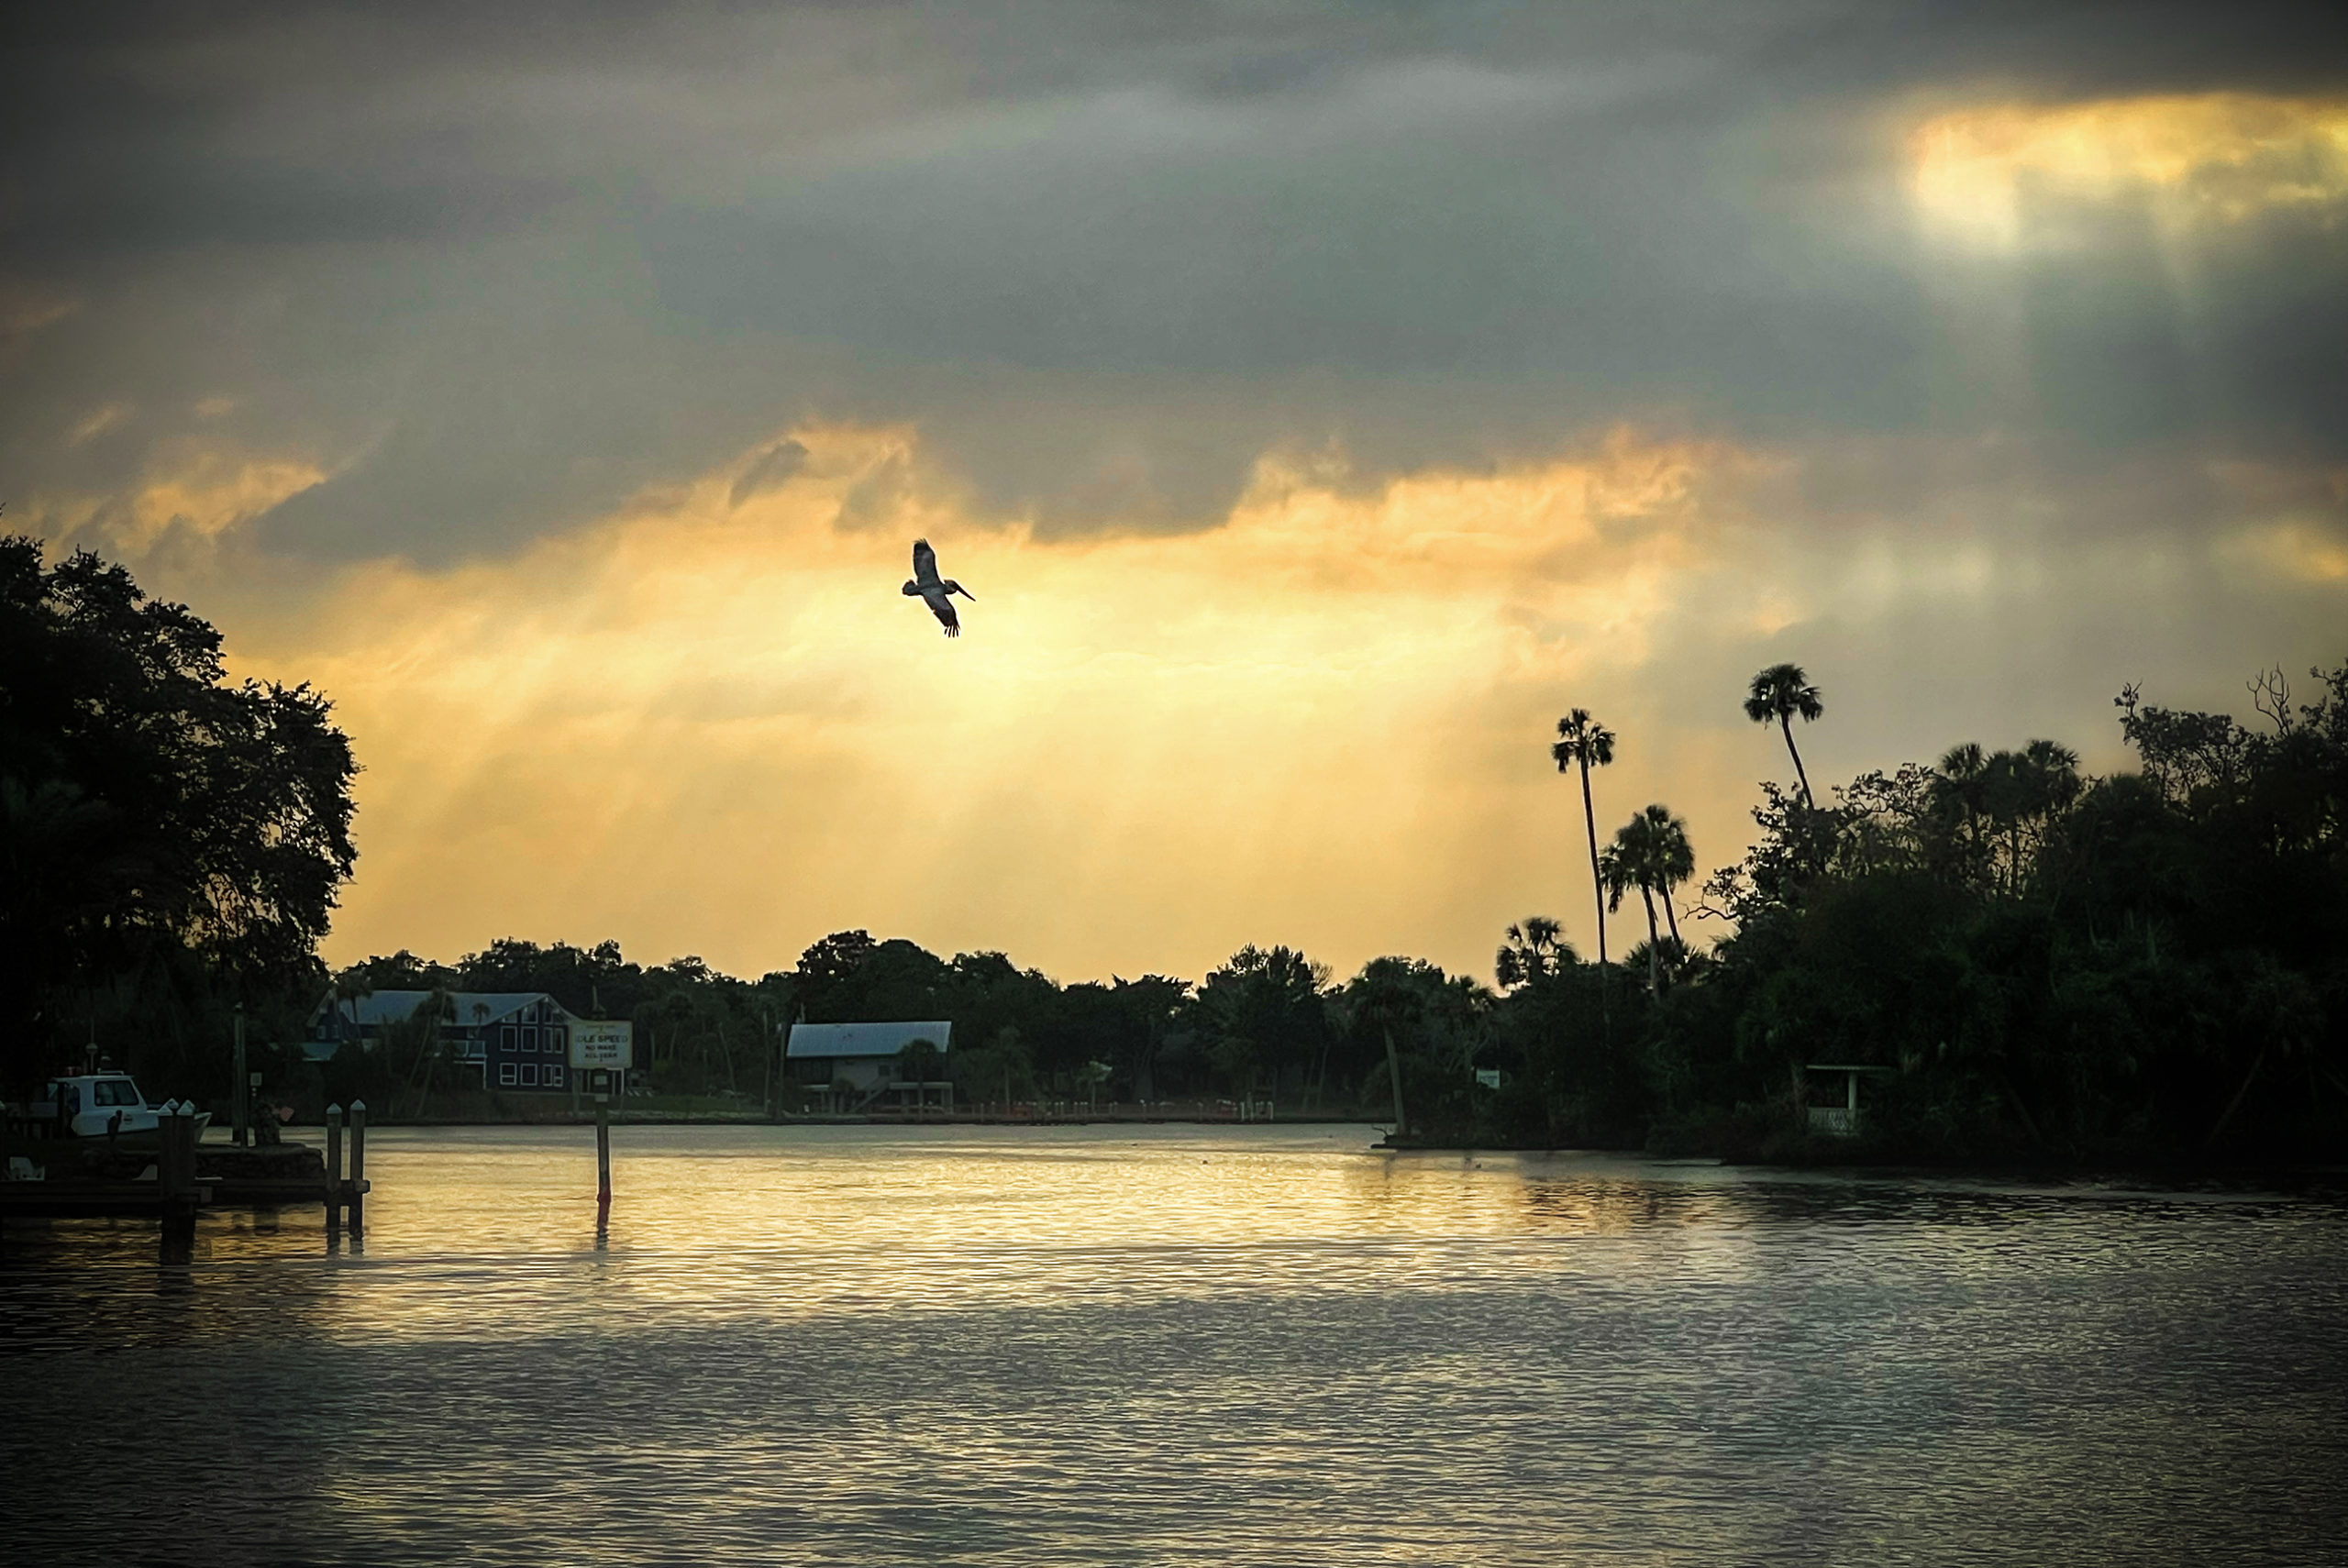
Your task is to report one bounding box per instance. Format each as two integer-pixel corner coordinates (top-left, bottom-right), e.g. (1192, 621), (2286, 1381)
(546, 1065), (564, 1088)
(499, 1063), (517, 1087)
(522, 1025), (538, 1053)
(501, 1024), (516, 1052)
(548, 1026), (566, 1057)
(522, 1063), (539, 1087)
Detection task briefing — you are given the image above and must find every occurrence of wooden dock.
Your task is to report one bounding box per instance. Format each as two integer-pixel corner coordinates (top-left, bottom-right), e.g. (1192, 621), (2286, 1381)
(2, 1117), (367, 1219)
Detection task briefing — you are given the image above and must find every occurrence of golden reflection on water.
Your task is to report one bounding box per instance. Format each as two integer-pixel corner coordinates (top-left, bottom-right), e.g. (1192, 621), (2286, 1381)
(7, 1125), (2348, 1567)
(328, 1125), (1742, 1338)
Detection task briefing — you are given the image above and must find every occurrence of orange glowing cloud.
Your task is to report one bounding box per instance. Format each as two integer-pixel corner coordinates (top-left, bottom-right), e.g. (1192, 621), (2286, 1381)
(216, 424), (1774, 984)
(28, 436), (331, 559)
(1907, 93), (2348, 250)
(178, 417), (2347, 987)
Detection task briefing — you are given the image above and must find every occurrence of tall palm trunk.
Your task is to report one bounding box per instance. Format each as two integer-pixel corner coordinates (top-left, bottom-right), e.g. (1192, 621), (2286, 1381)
(1778, 713), (1814, 809)
(1578, 756), (1607, 969)
(1382, 1022), (1407, 1138)
(1639, 883), (1662, 993)
(1660, 892), (1681, 948)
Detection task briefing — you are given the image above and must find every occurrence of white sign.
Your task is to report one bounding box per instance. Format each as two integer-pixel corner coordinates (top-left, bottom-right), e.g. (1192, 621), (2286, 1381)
(570, 1021), (634, 1070)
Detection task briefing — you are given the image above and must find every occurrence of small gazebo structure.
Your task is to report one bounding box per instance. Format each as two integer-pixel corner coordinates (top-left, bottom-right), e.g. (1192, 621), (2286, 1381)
(1803, 1064), (1892, 1136)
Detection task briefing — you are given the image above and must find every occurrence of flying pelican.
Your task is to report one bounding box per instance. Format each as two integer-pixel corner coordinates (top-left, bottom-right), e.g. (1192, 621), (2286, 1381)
(903, 537), (975, 636)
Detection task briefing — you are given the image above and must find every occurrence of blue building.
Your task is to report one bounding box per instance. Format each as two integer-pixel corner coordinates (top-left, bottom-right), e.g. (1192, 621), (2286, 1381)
(306, 990), (590, 1092)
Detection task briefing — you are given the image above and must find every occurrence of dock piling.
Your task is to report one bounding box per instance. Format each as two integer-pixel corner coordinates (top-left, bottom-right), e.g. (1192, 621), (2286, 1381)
(347, 1099), (367, 1238)
(231, 1005), (249, 1146)
(159, 1101), (198, 1262)
(324, 1104), (344, 1232)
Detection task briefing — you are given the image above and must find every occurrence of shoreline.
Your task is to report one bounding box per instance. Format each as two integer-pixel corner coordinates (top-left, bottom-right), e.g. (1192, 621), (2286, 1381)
(222, 1117), (2348, 1186)
(264, 1111), (1381, 1131)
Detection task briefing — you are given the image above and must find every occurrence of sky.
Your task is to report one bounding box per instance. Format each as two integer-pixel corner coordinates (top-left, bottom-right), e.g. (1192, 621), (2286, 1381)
(6, 2), (2346, 987)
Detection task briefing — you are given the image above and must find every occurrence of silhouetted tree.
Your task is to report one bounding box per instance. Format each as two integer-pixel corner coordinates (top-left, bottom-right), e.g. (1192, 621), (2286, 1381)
(1496, 916), (1575, 989)
(1552, 710), (1617, 972)
(1602, 808), (1682, 994)
(1192, 944), (1330, 1099)
(1744, 663), (1824, 809)
(1639, 803), (1695, 947)
(0, 537), (358, 1089)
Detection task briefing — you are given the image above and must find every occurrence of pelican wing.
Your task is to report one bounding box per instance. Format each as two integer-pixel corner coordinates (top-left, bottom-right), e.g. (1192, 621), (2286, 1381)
(912, 538), (943, 590)
(926, 591), (960, 636)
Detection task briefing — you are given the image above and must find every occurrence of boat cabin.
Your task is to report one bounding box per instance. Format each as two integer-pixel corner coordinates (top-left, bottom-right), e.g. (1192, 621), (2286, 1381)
(24, 1074), (211, 1139)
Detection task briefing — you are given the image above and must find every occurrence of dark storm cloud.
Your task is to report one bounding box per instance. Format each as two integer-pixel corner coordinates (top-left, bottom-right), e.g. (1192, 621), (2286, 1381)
(4, 1), (2345, 558)
(730, 438), (809, 508)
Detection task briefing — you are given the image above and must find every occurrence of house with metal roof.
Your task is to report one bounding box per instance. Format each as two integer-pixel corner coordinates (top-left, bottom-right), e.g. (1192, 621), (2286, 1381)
(787, 1020), (952, 1111)
(307, 990), (593, 1093)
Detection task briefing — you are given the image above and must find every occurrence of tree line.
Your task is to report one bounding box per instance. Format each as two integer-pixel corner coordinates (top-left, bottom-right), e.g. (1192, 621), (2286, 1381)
(10, 536), (2342, 1161)
(331, 650), (2348, 1163)
(1514, 657), (2348, 1162)
(2, 536), (357, 1099)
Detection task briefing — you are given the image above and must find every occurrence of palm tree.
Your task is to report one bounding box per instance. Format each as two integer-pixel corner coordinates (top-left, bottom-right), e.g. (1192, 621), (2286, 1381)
(1639, 803), (1695, 948)
(2021, 738), (2082, 813)
(1934, 742), (1990, 883)
(1495, 916), (1575, 989)
(1604, 804), (1695, 992)
(1982, 739), (2080, 896)
(406, 985), (456, 1118)
(1552, 710), (1617, 971)
(330, 967), (373, 1044)
(1345, 960), (1427, 1138)
(1744, 664), (1824, 808)
(1596, 837), (1650, 998)
(1076, 1058), (1113, 1112)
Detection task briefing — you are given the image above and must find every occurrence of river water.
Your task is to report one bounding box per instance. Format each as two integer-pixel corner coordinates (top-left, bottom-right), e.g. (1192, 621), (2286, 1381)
(4, 1123), (2345, 1566)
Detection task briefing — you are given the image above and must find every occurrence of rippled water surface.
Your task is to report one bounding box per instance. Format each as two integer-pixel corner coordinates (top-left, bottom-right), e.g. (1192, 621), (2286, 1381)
(6, 1123), (2347, 1566)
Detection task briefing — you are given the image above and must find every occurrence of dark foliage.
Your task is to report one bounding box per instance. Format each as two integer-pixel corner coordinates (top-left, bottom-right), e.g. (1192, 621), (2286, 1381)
(2, 538), (358, 1095)
(328, 659), (2348, 1160)
(20, 531), (2336, 1165)
(1634, 659), (2348, 1162)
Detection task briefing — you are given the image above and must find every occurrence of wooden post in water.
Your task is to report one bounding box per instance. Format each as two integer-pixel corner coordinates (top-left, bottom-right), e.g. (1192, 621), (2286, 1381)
(231, 1005), (249, 1147)
(324, 1104), (344, 1231)
(159, 1101), (197, 1261)
(595, 1093), (612, 1221)
(347, 1099), (367, 1238)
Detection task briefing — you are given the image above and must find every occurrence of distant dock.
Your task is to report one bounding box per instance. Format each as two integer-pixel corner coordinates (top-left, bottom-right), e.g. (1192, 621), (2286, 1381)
(2, 1104), (372, 1238)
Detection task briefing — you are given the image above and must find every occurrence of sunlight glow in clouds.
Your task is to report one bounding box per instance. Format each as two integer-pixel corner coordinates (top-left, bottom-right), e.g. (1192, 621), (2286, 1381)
(1908, 93), (2348, 250)
(32, 439), (331, 558)
(253, 425), (1767, 982)
(132, 414), (2348, 987)
(14, 14), (2341, 989)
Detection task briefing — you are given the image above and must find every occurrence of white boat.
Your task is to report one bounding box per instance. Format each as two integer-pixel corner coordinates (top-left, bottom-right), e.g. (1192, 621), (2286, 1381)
(24, 1074), (214, 1141)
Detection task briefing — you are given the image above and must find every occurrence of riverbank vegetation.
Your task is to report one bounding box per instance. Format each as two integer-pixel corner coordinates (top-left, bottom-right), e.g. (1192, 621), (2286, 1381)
(10, 537), (2342, 1164)
(327, 652), (2346, 1165)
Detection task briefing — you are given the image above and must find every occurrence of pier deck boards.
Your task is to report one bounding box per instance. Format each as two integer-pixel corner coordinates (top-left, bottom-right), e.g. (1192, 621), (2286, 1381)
(1, 1138), (362, 1218)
